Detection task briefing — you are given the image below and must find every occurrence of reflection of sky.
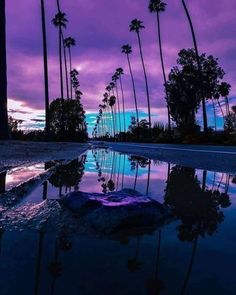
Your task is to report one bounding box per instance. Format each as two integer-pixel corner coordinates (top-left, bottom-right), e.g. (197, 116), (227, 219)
(5, 163), (45, 191)
(81, 150), (236, 204)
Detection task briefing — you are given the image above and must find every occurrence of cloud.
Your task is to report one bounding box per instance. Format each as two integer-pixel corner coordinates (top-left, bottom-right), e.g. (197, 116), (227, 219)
(5, 0), (236, 133)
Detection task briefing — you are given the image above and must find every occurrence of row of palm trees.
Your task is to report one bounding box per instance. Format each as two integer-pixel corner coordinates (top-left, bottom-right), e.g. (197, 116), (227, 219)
(0, 0), (84, 140)
(93, 0), (214, 138)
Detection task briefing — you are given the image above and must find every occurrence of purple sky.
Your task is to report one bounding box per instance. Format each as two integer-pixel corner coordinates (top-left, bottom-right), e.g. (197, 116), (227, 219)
(6, 0), (236, 130)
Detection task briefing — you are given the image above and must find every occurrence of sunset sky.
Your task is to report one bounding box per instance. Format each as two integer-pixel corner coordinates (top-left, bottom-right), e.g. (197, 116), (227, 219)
(6, 0), (236, 133)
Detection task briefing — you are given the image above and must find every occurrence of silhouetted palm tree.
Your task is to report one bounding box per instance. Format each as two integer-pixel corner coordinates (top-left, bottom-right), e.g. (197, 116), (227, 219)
(52, 12), (68, 99)
(39, 0), (50, 137)
(64, 37), (76, 98)
(149, 0), (171, 133)
(181, 0), (208, 134)
(130, 19), (151, 127)
(112, 73), (122, 133)
(0, 0), (9, 139)
(116, 68), (126, 132)
(122, 44), (139, 124)
(109, 95), (116, 137)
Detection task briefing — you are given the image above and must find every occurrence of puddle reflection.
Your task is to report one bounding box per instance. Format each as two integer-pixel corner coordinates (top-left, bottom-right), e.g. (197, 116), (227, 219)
(0, 149), (236, 294)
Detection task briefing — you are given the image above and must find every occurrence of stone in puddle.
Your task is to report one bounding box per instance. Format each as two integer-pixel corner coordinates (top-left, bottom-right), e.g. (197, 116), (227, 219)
(61, 189), (170, 235)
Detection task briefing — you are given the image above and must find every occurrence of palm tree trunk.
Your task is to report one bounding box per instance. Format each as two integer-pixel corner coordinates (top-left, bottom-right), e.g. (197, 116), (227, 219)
(0, 0), (9, 140)
(59, 27), (64, 98)
(211, 99), (217, 131)
(115, 83), (122, 133)
(62, 33), (69, 99)
(127, 54), (139, 123)
(225, 96), (230, 115)
(40, 0), (50, 137)
(56, 0), (61, 12)
(217, 100), (225, 120)
(156, 12), (171, 133)
(119, 76), (126, 132)
(181, 0), (208, 134)
(137, 32), (151, 128)
(68, 47), (73, 99)
(111, 107), (116, 137)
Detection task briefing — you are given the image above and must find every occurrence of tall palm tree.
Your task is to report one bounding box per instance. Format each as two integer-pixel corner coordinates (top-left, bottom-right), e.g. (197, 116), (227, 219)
(121, 44), (139, 124)
(40, 0), (50, 136)
(112, 73), (122, 133)
(62, 35), (69, 98)
(64, 37), (76, 98)
(181, 0), (208, 134)
(0, 0), (9, 140)
(130, 19), (151, 127)
(109, 82), (118, 135)
(149, 0), (171, 133)
(116, 68), (126, 132)
(109, 95), (116, 138)
(52, 12), (68, 99)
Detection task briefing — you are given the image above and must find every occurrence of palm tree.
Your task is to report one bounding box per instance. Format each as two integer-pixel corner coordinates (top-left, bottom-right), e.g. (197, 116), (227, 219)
(40, 0), (50, 136)
(64, 37), (76, 98)
(116, 68), (126, 132)
(0, 0), (9, 140)
(130, 19), (151, 127)
(109, 82), (118, 135)
(149, 0), (171, 133)
(181, 0), (208, 134)
(62, 35), (69, 98)
(109, 95), (116, 137)
(112, 73), (122, 133)
(121, 44), (139, 124)
(52, 11), (68, 99)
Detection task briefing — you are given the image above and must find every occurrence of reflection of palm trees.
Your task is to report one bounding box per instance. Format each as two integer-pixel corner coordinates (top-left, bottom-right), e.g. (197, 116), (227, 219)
(0, 171), (6, 194)
(128, 237), (142, 272)
(129, 156), (150, 192)
(0, 227), (4, 255)
(146, 160), (151, 195)
(34, 231), (45, 295)
(121, 154), (126, 189)
(49, 157), (86, 196)
(146, 230), (165, 295)
(164, 166), (231, 294)
(180, 236), (198, 295)
(48, 239), (62, 295)
(42, 181), (48, 200)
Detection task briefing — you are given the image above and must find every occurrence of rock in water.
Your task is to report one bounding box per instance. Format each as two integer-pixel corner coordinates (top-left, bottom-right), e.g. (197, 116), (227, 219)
(61, 189), (171, 235)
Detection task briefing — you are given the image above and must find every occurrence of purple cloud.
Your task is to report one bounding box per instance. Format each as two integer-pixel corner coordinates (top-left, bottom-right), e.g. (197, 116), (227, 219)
(6, 0), (236, 125)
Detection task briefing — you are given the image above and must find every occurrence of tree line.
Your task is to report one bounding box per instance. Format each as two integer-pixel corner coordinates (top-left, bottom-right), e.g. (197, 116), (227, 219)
(0, 0), (87, 141)
(93, 0), (235, 143)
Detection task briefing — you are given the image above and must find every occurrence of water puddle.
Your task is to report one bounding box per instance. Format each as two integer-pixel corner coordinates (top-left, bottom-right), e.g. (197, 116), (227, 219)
(0, 148), (236, 294)
(0, 163), (47, 194)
